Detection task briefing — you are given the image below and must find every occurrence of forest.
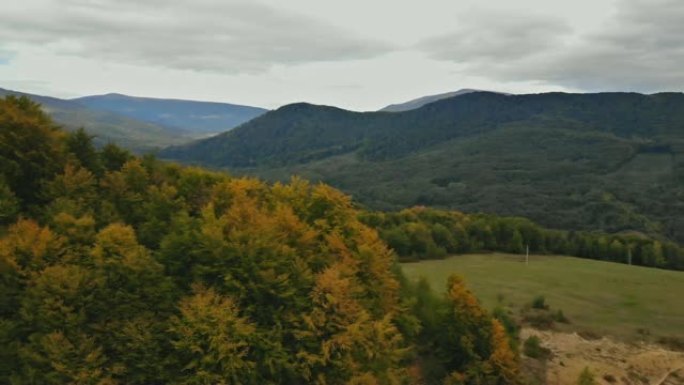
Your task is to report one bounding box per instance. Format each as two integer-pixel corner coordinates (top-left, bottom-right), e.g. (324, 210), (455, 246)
(0, 95), (520, 384)
(161, 92), (684, 246)
(361, 208), (684, 270)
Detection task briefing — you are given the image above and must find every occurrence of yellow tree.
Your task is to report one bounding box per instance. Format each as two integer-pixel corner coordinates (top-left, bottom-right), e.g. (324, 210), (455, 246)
(169, 286), (256, 385)
(486, 319), (519, 384)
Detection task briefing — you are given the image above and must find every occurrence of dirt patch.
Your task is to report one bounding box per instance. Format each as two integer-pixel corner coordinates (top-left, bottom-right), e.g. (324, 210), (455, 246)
(520, 328), (684, 385)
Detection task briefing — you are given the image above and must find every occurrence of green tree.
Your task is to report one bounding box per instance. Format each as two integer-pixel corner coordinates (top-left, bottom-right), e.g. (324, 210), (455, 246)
(0, 96), (66, 207)
(100, 143), (132, 172)
(66, 128), (103, 176)
(0, 179), (19, 224)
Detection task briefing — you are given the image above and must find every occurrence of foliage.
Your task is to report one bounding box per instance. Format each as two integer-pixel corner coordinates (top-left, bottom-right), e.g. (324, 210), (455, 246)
(0, 87), (194, 153)
(522, 336), (550, 360)
(161, 92), (684, 249)
(399, 274), (520, 385)
(0, 98), (520, 384)
(531, 296), (548, 310)
(362, 207), (684, 270)
(553, 310), (569, 324)
(577, 367), (597, 385)
(401, 254), (684, 340)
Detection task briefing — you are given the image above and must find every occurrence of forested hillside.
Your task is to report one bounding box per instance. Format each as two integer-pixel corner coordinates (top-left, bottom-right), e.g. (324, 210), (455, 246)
(161, 92), (684, 243)
(0, 95), (521, 384)
(361, 207), (684, 270)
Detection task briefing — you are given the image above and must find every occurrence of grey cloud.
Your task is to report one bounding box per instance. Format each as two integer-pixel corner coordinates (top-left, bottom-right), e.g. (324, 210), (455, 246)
(0, 0), (392, 73)
(418, 11), (572, 63)
(418, 0), (684, 92)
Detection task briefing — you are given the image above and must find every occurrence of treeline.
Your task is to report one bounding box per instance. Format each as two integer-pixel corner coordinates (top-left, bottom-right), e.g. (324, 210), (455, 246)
(0, 95), (520, 384)
(361, 207), (684, 270)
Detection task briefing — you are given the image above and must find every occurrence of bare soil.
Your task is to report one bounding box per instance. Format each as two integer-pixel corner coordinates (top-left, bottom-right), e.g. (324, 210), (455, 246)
(520, 328), (684, 385)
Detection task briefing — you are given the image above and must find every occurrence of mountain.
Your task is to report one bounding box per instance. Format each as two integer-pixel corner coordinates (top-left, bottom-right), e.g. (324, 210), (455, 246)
(380, 88), (489, 112)
(0, 87), (193, 152)
(73, 93), (268, 135)
(161, 91), (684, 243)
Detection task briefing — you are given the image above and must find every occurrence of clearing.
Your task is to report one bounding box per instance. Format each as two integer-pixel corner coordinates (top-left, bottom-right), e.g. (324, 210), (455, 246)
(400, 253), (684, 340)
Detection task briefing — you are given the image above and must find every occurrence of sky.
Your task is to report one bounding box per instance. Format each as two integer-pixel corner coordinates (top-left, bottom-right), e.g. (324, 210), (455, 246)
(0, 0), (681, 111)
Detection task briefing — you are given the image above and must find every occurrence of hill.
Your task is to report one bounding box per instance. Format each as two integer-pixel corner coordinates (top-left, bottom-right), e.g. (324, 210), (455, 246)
(0, 95), (520, 385)
(401, 253), (684, 340)
(0, 87), (193, 152)
(160, 91), (684, 243)
(379, 88), (487, 112)
(73, 93), (267, 135)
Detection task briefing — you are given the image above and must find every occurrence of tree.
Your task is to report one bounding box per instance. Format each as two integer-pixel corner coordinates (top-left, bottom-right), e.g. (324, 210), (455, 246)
(169, 286), (256, 385)
(435, 274), (521, 384)
(66, 128), (102, 176)
(487, 319), (519, 384)
(20, 332), (116, 385)
(509, 230), (524, 254)
(0, 179), (19, 224)
(99, 143), (132, 172)
(0, 96), (66, 206)
(45, 163), (98, 218)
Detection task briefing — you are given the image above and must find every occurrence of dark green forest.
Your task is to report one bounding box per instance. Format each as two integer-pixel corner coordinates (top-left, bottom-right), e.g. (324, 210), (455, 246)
(1, 96), (522, 384)
(361, 207), (684, 270)
(161, 92), (684, 245)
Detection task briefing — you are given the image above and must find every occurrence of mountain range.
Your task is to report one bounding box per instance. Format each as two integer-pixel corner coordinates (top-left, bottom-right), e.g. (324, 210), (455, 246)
(73, 93), (267, 135)
(161, 91), (684, 243)
(0, 87), (266, 152)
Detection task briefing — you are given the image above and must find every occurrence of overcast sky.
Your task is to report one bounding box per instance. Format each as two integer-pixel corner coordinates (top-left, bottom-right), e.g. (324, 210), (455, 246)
(0, 0), (681, 110)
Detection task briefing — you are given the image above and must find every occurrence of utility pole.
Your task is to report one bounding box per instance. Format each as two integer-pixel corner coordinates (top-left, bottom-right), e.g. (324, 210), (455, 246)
(627, 247), (632, 266)
(526, 244), (529, 266)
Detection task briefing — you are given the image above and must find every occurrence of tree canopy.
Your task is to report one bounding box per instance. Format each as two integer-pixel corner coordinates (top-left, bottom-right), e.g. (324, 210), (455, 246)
(0, 96), (521, 384)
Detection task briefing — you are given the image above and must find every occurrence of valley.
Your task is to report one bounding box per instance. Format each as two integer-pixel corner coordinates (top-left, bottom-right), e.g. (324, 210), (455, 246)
(161, 92), (684, 245)
(3, 0), (684, 383)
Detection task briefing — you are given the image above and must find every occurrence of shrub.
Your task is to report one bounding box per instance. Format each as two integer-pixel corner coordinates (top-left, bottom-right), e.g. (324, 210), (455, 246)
(553, 309), (569, 323)
(658, 336), (684, 352)
(577, 367), (596, 385)
(492, 307), (520, 351)
(523, 311), (555, 330)
(578, 330), (601, 341)
(523, 336), (551, 359)
(531, 295), (548, 310)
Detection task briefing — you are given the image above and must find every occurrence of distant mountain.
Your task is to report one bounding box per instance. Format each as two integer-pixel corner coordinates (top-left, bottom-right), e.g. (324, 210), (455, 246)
(73, 93), (268, 135)
(161, 91), (684, 243)
(0, 87), (194, 152)
(380, 88), (494, 112)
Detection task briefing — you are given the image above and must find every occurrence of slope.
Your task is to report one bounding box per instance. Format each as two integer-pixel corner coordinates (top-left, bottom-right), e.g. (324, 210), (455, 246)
(401, 253), (684, 339)
(380, 88), (485, 112)
(0, 87), (193, 152)
(73, 93), (267, 135)
(160, 92), (684, 242)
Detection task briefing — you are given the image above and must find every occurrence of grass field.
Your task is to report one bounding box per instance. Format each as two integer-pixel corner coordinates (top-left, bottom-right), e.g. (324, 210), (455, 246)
(400, 253), (684, 340)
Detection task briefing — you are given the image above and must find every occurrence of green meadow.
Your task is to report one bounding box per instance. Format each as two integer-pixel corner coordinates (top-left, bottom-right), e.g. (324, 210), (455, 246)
(401, 253), (684, 340)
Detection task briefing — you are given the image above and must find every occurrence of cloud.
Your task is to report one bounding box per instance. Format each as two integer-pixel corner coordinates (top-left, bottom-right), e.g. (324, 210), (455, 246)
(417, 0), (684, 92)
(418, 10), (572, 63)
(541, 0), (684, 91)
(0, 0), (393, 74)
